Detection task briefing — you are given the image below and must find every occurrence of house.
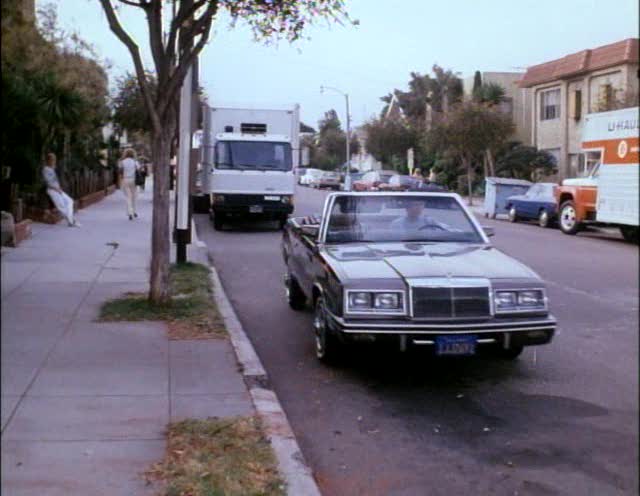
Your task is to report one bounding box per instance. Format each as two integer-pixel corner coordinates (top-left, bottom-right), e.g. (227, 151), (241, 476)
(519, 38), (639, 179)
(462, 72), (533, 146)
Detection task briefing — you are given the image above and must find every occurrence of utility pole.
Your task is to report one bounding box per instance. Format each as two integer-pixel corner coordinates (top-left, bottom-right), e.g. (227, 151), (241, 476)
(321, 85), (352, 191)
(174, 0), (195, 263)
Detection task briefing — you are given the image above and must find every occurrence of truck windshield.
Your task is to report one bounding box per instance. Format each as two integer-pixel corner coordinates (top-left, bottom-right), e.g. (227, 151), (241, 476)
(216, 141), (292, 171)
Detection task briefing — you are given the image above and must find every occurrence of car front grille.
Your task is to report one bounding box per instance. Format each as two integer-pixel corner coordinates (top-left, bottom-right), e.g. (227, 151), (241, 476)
(224, 194), (267, 205)
(412, 286), (490, 319)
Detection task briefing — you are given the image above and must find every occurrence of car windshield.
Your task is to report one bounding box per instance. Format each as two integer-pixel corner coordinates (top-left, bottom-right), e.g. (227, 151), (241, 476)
(216, 141), (292, 171)
(325, 195), (483, 244)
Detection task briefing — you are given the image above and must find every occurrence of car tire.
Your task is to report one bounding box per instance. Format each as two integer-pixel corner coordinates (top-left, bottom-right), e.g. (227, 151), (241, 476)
(494, 345), (524, 360)
(508, 206), (518, 223)
(313, 296), (341, 365)
(620, 226), (639, 243)
(538, 209), (551, 228)
(213, 214), (225, 231)
(559, 201), (581, 235)
(287, 277), (306, 311)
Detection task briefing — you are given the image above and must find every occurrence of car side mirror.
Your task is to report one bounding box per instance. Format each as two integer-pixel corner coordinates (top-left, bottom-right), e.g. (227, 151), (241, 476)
(482, 226), (495, 237)
(301, 224), (320, 239)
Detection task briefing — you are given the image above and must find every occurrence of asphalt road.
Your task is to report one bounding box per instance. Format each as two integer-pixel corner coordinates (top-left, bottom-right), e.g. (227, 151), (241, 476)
(195, 185), (638, 496)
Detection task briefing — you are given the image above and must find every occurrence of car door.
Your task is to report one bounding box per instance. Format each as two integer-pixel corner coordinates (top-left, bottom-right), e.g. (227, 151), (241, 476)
(521, 185), (539, 218)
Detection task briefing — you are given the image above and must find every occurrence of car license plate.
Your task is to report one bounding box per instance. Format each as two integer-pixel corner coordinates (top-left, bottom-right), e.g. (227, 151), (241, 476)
(435, 335), (477, 356)
(249, 205), (263, 213)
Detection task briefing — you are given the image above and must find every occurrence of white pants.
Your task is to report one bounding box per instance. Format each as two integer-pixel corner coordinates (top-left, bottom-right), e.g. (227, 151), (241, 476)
(47, 189), (75, 225)
(121, 179), (137, 216)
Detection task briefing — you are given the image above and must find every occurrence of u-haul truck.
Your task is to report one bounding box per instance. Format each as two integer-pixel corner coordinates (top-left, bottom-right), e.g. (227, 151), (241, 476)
(556, 107), (639, 242)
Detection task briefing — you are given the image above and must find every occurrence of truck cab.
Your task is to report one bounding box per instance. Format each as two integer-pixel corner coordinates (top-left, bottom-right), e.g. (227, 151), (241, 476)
(555, 107), (638, 241)
(201, 105), (300, 230)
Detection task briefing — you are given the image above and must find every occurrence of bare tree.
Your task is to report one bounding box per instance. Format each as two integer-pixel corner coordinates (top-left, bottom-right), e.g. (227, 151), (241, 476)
(98, 0), (352, 303)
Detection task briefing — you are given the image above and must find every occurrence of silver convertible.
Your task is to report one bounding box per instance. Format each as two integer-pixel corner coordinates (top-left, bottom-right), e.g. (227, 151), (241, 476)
(282, 192), (557, 364)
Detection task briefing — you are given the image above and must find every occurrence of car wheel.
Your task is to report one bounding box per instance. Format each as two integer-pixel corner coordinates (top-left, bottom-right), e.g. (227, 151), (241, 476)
(508, 206), (518, 223)
(559, 201), (581, 235)
(313, 296), (341, 364)
(494, 345), (524, 360)
(538, 209), (551, 228)
(213, 214), (225, 231)
(620, 226), (639, 243)
(287, 277), (306, 310)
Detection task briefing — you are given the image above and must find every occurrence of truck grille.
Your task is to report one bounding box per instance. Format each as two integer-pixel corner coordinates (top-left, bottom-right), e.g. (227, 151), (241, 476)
(412, 286), (490, 319)
(224, 194), (266, 205)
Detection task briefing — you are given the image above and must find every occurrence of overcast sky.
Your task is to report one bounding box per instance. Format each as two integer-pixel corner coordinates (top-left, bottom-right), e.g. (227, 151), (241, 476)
(46, 0), (638, 129)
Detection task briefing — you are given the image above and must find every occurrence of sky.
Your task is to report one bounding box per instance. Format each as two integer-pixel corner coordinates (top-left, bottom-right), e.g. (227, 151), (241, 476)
(46, 0), (639, 130)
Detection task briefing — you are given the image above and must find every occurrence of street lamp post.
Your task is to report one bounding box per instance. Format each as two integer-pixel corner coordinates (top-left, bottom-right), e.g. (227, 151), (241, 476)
(320, 85), (352, 191)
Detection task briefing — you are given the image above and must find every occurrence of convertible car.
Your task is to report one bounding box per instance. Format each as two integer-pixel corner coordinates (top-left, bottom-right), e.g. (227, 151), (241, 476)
(282, 192), (556, 364)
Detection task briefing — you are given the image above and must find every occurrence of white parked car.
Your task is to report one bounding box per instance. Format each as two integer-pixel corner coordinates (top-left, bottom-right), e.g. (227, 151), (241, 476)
(301, 169), (323, 186)
(310, 170), (341, 190)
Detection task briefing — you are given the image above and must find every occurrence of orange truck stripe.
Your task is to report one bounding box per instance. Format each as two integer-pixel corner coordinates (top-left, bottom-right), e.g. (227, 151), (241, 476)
(582, 137), (640, 165)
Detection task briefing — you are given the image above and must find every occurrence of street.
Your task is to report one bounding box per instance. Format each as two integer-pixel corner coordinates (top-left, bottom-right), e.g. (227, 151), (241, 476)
(194, 185), (638, 496)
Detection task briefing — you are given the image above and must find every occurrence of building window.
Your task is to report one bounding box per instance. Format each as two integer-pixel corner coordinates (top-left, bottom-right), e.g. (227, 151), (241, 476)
(598, 84), (615, 111)
(569, 90), (582, 120)
(540, 89), (560, 120)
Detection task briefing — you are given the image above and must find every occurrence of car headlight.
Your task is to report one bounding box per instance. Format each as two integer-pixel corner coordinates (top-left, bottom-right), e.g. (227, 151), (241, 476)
(518, 290), (545, 307)
(494, 289), (546, 313)
(494, 291), (517, 310)
(281, 195), (293, 204)
(348, 292), (371, 309)
(347, 291), (403, 313)
(374, 292), (400, 309)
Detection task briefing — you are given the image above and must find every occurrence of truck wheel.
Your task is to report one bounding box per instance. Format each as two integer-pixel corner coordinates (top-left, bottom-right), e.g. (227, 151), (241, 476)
(538, 209), (551, 228)
(508, 206), (518, 223)
(213, 214), (225, 231)
(620, 226), (639, 243)
(313, 296), (341, 365)
(559, 201), (581, 235)
(287, 277), (306, 310)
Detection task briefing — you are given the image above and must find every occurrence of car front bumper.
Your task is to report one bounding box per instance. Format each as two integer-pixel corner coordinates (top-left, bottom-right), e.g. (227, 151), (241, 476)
(325, 311), (556, 348)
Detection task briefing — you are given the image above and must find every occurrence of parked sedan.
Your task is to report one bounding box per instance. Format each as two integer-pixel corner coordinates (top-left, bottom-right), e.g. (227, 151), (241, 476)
(311, 171), (341, 190)
(506, 182), (558, 228)
(352, 170), (398, 191)
(282, 192), (557, 364)
(300, 169), (323, 186)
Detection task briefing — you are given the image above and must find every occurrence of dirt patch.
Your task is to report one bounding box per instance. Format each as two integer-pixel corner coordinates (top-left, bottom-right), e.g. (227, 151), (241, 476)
(144, 416), (285, 496)
(99, 263), (225, 339)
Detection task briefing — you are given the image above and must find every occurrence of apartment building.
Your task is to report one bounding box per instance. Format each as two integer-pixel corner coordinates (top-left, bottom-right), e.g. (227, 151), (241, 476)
(520, 38), (639, 179)
(463, 72), (533, 146)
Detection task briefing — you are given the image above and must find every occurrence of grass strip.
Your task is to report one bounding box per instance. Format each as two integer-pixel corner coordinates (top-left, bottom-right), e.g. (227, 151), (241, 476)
(99, 262), (226, 339)
(145, 416), (286, 496)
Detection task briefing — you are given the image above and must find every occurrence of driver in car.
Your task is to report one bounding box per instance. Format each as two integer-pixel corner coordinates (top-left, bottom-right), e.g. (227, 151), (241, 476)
(390, 199), (451, 234)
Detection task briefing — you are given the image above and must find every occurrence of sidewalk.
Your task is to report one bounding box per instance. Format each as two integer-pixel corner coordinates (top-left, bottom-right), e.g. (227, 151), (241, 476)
(1, 185), (253, 495)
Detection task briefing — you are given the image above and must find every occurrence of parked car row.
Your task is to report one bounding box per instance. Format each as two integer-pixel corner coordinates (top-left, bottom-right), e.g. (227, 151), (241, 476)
(297, 168), (449, 193)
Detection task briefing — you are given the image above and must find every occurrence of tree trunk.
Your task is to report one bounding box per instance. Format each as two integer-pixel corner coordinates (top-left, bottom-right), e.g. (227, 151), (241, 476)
(148, 128), (173, 304)
(464, 157), (473, 206)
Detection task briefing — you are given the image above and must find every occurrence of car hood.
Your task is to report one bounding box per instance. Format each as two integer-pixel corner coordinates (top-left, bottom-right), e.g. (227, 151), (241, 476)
(323, 243), (539, 281)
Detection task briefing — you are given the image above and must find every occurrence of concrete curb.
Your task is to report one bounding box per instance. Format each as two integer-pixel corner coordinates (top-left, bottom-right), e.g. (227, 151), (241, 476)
(192, 221), (321, 496)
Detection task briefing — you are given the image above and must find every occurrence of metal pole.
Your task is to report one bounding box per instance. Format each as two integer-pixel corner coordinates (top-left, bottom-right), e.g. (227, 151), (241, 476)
(345, 93), (351, 191)
(175, 64), (193, 264)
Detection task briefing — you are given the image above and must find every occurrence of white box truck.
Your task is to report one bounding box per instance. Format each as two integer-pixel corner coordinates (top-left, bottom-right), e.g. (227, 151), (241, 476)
(556, 107), (638, 242)
(201, 104), (299, 230)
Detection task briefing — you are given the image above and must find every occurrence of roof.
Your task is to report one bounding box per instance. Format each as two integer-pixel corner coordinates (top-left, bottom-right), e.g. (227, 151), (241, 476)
(485, 177), (533, 186)
(519, 38), (639, 88)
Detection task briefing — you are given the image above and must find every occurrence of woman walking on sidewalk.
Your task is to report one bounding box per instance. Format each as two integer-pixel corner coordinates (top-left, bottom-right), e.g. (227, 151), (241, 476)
(42, 152), (80, 227)
(119, 148), (140, 220)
